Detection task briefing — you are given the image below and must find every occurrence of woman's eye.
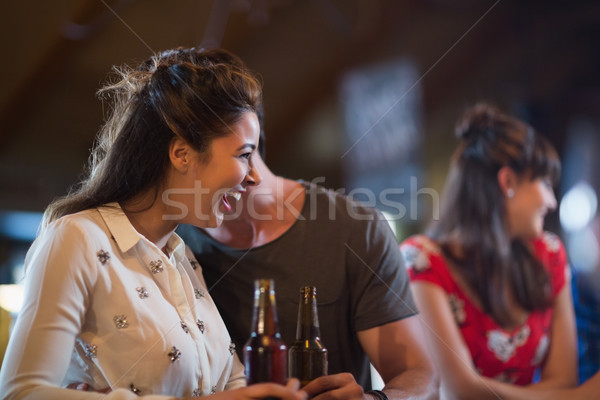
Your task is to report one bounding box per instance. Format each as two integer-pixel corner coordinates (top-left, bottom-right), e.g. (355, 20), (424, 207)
(541, 181), (554, 193)
(239, 152), (251, 160)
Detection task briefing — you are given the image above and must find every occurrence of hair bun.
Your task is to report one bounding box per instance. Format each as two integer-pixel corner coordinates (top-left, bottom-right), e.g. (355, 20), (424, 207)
(455, 103), (502, 141)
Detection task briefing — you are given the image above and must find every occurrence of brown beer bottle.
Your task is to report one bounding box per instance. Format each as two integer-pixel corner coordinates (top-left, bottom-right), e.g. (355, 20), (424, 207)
(244, 279), (288, 385)
(288, 286), (328, 386)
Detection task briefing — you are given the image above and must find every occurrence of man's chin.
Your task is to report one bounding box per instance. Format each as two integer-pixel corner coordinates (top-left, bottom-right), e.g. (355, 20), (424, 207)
(201, 210), (223, 229)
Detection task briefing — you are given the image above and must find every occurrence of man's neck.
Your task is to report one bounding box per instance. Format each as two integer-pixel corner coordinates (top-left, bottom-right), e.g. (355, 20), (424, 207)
(203, 175), (305, 249)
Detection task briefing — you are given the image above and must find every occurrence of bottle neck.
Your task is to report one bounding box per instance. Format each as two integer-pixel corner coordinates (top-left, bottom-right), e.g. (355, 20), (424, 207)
(250, 279), (281, 336)
(296, 287), (321, 340)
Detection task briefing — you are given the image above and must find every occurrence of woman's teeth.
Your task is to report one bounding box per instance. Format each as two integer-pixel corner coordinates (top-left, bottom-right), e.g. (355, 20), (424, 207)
(227, 192), (241, 201)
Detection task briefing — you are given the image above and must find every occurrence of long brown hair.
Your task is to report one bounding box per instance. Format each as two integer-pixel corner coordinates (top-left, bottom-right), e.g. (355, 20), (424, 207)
(42, 48), (262, 228)
(427, 103), (561, 327)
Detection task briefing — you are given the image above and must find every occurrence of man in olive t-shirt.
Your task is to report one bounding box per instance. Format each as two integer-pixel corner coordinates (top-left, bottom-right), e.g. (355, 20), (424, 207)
(177, 154), (437, 400)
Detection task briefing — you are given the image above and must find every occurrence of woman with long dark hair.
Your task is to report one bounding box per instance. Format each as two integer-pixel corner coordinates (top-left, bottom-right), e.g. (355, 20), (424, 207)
(400, 103), (577, 399)
(0, 47), (304, 400)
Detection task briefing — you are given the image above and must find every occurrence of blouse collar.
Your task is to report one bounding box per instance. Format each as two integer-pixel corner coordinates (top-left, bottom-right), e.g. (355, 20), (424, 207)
(98, 203), (186, 263)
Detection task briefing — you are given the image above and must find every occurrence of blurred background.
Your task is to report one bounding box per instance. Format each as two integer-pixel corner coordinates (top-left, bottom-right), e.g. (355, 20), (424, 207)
(1, 0), (600, 367)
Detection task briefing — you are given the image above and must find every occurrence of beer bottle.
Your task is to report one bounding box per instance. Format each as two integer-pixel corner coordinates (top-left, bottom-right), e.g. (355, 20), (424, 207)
(244, 279), (288, 385)
(288, 286), (328, 386)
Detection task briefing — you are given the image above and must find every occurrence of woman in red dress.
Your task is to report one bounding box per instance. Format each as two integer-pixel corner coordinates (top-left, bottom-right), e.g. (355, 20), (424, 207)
(400, 103), (579, 399)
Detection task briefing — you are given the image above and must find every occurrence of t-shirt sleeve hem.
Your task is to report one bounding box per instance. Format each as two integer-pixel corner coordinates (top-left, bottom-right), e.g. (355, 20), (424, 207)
(355, 310), (419, 332)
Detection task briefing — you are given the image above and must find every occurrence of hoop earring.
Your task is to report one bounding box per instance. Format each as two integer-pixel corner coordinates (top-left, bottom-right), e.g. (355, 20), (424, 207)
(507, 189), (514, 198)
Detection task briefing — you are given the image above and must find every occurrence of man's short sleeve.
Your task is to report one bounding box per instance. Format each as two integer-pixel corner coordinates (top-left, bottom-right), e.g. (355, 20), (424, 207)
(349, 212), (418, 332)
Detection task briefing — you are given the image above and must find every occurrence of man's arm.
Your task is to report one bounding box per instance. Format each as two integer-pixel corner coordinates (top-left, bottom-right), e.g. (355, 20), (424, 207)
(302, 317), (438, 400)
(357, 317), (438, 400)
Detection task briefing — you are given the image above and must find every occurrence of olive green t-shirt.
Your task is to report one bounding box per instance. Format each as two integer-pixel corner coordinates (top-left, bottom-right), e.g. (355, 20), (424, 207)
(177, 181), (417, 389)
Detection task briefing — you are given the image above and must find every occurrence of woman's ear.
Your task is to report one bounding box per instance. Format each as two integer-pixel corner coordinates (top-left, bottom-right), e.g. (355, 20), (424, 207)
(498, 166), (517, 198)
(169, 138), (191, 173)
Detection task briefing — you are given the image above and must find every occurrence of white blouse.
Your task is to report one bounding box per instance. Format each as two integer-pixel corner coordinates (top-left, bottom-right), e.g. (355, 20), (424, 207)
(0, 204), (246, 399)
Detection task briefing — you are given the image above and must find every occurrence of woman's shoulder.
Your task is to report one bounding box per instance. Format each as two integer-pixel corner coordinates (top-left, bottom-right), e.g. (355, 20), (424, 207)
(531, 231), (568, 293)
(400, 234), (445, 274)
(40, 208), (108, 245)
(400, 234), (442, 255)
(531, 231), (566, 261)
(47, 208), (100, 228)
(25, 208), (110, 277)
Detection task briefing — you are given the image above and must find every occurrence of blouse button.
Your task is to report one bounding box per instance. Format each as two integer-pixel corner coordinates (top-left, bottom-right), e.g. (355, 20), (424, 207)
(181, 321), (190, 334)
(84, 343), (97, 359)
(113, 314), (129, 329)
(97, 250), (110, 265)
(189, 258), (200, 270)
(168, 346), (181, 362)
(136, 287), (149, 299)
(150, 260), (164, 273)
(130, 383), (142, 395)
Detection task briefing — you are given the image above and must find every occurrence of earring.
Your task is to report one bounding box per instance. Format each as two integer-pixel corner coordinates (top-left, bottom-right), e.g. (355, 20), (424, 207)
(507, 189), (514, 198)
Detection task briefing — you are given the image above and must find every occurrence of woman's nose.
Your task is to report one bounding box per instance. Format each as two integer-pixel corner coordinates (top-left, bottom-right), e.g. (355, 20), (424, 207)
(245, 160), (262, 186)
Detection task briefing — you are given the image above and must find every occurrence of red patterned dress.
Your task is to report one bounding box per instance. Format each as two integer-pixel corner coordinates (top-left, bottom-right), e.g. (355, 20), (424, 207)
(400, 232), (568, 385)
